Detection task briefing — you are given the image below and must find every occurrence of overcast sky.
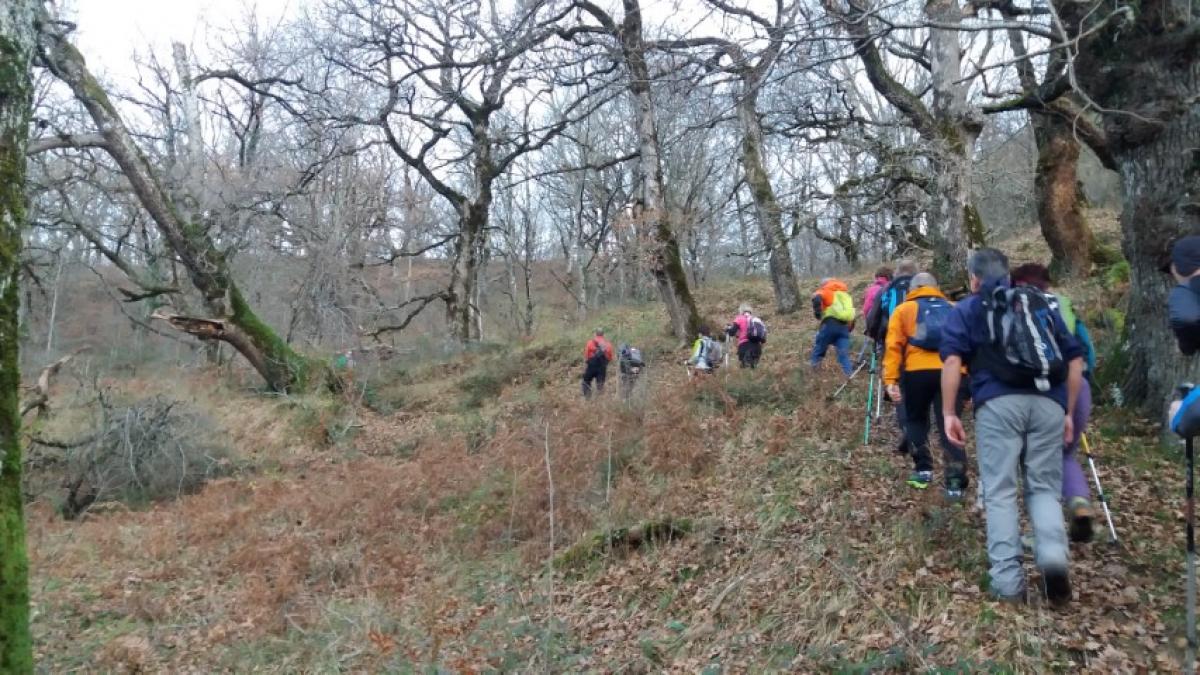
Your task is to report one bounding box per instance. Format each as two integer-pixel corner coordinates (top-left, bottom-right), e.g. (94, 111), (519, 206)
(72, 0), (294, 78)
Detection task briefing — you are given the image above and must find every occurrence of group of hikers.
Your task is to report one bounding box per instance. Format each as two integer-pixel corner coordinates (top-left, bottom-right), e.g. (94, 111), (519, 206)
(579, 305), (771, 399)
(576, 236), (1200, 609)
(811, 251), (1097, 604)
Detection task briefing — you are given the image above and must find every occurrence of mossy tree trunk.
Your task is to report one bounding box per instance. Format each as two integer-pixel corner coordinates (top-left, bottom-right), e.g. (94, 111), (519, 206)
(1055, 0), (1198, 412)
(36, 24), (313, 393)
(1033, 113), (1094, 278)
(574, 0), (701, 340)
(998, 21), (1098, 280)
(0, 1), (35, 670)
(734, 49), (802, 315)
(621, 0), (701, 339)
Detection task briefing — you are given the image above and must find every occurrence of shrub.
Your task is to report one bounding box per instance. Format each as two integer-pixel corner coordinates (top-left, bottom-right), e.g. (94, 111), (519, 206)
(31, 396), (232, 518)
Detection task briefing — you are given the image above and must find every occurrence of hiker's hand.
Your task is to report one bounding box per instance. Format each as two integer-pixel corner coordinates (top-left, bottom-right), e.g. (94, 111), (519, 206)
(945, 414), (967, 448)
(886, 384), (901, 403)
(1170, 399), (1183, 425)
(1063, 415), (1074, 444)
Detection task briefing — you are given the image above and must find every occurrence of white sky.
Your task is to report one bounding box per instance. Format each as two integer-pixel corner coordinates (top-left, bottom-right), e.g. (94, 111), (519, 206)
(72, 0), (295, 78)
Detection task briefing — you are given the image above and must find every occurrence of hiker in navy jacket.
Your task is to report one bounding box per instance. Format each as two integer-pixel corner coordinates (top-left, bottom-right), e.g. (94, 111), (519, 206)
(1168, 235), (1200, 356)
(1165, 236), (1200, 436)
(940, 248), (1085, 605)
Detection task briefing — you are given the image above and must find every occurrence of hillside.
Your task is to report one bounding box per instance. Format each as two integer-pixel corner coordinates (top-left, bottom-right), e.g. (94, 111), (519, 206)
(23, 216), (1193, 672)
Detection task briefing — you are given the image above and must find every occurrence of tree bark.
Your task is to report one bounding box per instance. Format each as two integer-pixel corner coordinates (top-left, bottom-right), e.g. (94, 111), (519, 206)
(1000, 21), (1097, 279)
(1033, 112), (1093, 277)
(0, 1), (35, 669)
(1058, 0), (1199, 411)
(37, 26), (313, 392)
(619, 0), (701, 339)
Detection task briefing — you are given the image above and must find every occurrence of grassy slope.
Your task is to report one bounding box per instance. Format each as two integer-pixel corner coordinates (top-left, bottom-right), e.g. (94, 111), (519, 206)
(27, 212), (1193, 672)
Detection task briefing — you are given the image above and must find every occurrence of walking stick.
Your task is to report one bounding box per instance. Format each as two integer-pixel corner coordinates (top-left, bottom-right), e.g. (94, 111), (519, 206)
(830, 360), (867, 400)
(863, 348), (876, 445)
(873, 344), (884, 421)
(1079, 433), (1118, 544)
(1188, 432), (1196, 675)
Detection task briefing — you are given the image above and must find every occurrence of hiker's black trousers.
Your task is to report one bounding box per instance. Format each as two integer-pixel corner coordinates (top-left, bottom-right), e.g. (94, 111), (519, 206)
(582, 361), (608, 398)
(737, 342), (762, 368)
(900, 369), (968, 479)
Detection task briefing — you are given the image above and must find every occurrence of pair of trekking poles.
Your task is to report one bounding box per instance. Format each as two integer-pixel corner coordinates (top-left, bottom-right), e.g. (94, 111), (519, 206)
(828, 338), (882, 446)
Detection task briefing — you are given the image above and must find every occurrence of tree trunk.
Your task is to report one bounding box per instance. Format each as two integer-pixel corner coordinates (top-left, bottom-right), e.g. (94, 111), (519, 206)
(1033, 113), (1093, 278)
(0, 1), (35, 669)
(925, 0), (983, 289)
(737, 84), (802, 314)
(38, 30), (313, 392)
(1060, 0), (1198, 411)
(620, 0), (701, 340)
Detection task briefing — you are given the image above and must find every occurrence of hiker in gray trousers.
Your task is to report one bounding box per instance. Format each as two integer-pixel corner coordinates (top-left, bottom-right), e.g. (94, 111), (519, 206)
(940, 248), (1085, 605)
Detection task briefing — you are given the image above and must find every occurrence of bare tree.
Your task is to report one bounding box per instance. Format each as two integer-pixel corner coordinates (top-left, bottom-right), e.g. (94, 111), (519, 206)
(825, 0), (987, 285)
(322, 0), (592, 342)
(567, 0), (702, 340)
(651, 0), (805, 313)
(34, 12), (317, 392)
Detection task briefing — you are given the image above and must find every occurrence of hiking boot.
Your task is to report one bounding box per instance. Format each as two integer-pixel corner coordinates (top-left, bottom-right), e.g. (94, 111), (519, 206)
(906, 470), (933, 490)
(1068, 497), (1094, 543)
(944, 475), (966, 502)
(1042, 567), (1072, 607)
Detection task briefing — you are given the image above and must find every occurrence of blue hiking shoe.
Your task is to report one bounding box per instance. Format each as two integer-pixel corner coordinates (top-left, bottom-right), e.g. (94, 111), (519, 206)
(906, 470), (933, 490)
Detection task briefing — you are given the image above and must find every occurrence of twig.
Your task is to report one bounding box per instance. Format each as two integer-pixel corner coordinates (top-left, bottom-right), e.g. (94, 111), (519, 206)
(543, 421), (556, 670)
(819, 551), (932, 670)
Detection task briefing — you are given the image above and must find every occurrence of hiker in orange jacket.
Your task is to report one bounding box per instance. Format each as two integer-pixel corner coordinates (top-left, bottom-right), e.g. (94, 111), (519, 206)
(882, 273), (968, 497)
(810, 278), (855, 375)
(582, 328), (615, 398)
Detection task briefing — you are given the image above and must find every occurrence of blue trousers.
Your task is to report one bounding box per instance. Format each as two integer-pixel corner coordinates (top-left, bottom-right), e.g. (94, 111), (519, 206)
(810, 320), (853, 375)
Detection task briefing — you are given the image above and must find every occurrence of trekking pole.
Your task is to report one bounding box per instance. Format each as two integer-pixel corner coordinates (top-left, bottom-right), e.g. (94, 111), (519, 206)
(1188, 432), (1197, 675)
(873, 344), (884, 421)
(830, 360), (866, 400)
(1079, 433), (1118, 544)
(853, 336), (868, 366)
(863, 348), (876, 445)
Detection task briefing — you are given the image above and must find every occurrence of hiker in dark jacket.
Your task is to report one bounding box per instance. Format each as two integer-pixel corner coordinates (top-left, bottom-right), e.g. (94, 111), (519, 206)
(582, 329), (615, 399)
(618, 343), (645, 400)
(1166, 236), (1200, 436)
(1168, 235), (1200, 356)
(941, 248), (1085, 605)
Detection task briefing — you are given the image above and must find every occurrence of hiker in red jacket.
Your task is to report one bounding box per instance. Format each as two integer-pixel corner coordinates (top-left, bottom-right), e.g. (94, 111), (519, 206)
(582, 328), (615, 398)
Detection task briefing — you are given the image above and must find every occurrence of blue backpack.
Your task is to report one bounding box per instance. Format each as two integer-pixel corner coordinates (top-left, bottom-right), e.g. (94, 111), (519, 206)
(909, 297), (952, 350)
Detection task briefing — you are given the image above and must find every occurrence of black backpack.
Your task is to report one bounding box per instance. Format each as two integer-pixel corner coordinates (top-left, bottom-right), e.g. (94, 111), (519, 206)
(588, 339), (610, 366)
(867, 276), (912, 341)
(909, 297), (952, 350)
(973, 284), (1066, 392)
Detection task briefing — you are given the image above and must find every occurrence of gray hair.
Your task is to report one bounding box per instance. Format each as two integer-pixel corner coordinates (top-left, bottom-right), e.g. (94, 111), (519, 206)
(911, 272), (938, 289)
(738, 303), (752, 314)
(594, 328), (605, 336)
(968, 248), (1010, 282)
(895, 260), (918, 276)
